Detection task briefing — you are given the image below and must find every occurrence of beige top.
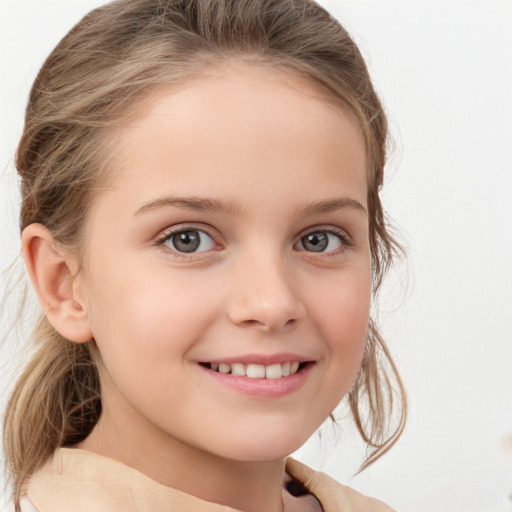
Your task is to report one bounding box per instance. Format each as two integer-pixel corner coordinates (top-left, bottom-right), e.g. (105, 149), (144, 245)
(24, 448), (395, 512)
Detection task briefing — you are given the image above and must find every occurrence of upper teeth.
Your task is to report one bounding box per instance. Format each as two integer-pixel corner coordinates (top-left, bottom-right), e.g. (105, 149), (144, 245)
(209, 361), (301, 379)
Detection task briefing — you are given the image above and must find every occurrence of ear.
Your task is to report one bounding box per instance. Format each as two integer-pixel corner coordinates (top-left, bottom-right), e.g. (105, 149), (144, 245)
(22, 223), (92, 343)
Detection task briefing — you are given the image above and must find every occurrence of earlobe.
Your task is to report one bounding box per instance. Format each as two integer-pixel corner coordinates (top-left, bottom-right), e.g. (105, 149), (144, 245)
(21, 223), (92, 343)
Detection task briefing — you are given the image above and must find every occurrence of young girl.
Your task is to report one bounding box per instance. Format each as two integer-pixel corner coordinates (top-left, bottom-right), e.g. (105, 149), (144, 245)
(3, 0), (407, 510)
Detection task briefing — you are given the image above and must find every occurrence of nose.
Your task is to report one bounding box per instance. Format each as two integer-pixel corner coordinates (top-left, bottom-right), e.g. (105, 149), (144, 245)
(227, 251), (306, 332)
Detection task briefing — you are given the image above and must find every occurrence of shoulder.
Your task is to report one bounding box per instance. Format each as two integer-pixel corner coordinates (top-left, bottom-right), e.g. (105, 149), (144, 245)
(285, 458), (397, 512)
(23, 448), (245, 512)
(23, 449), (137, 512)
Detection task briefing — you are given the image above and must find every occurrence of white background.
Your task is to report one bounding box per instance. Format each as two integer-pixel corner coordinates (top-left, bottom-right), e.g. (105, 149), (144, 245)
(1, 1), (511, 511)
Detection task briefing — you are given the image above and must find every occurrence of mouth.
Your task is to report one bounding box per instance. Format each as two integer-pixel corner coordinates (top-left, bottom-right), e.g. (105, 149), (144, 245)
(198, 361), (310, 379)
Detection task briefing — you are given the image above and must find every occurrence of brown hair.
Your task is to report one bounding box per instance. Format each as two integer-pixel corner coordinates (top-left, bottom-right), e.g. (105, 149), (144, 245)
(4, 0), (406, 504)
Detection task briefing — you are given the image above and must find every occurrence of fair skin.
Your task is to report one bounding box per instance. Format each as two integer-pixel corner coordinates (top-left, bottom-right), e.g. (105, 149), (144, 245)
(23, 64), (370, 512)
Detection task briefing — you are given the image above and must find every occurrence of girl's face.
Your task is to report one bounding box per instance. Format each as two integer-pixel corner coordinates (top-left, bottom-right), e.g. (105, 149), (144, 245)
(76, 64), (371, 467)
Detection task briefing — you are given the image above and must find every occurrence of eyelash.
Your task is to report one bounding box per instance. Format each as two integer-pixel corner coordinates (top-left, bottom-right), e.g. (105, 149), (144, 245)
(295, 227), (353, 256)
(154, 225), (219, 259)
(154, 225), (352, 258)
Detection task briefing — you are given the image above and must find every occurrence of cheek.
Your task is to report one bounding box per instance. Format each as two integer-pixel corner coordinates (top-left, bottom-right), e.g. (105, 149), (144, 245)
(84, 266), (219, 363)
(315, 271), (371, 340)
(84, 275), (207, 411)
(310, 270), (371, 386)
(293, 269), (371, 424)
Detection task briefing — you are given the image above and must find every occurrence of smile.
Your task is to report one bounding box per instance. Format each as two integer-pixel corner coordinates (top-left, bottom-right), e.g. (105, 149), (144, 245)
(198, 358), (314, 398)
(200, 361), (307, 379)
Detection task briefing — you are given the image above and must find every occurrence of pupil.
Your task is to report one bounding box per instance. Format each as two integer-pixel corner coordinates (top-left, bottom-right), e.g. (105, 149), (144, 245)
(303, 232), (328, 252)
(172, 231), (200, 253)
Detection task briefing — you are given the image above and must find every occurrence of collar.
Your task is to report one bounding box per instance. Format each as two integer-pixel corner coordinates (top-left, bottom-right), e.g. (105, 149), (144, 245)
(27, 448), (324, 512)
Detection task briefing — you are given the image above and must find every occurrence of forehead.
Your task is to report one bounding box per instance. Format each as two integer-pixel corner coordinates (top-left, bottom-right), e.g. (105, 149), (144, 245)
(97, 63), (367, 212)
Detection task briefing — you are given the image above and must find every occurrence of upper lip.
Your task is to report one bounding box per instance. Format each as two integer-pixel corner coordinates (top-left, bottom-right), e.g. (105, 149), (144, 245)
(198, 353), (314, 365)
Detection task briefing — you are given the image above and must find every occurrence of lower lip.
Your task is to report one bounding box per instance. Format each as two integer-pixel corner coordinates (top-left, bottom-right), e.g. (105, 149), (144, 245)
(198, 363), (313, 399)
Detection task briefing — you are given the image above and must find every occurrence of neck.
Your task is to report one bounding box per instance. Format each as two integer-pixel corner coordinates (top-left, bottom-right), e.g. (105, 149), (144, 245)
(76, 405), (287, 512)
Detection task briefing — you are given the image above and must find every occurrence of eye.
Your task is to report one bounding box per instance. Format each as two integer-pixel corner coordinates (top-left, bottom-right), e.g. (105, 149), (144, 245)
(297, 230), (345, 253)
(162, 229), (216, 253)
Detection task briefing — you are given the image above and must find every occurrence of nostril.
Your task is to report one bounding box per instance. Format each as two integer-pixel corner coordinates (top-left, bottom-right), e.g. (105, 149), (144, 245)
(237, 317), (299, 331)
(239, 319), (265, 327)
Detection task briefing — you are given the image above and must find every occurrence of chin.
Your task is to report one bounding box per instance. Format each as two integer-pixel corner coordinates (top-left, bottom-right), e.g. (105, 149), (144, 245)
(210, 426), (314, 463)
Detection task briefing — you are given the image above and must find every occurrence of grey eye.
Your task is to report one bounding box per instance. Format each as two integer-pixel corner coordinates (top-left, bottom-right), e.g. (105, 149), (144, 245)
(299, 231), (342, 253)
(165, 230), (215, 253)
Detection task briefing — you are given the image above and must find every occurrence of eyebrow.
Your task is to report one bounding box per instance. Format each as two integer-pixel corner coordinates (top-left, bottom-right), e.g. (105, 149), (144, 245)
(134, 196), (243, 216)
(295, 197), (367, 216)
(134, 195), (367, 217)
